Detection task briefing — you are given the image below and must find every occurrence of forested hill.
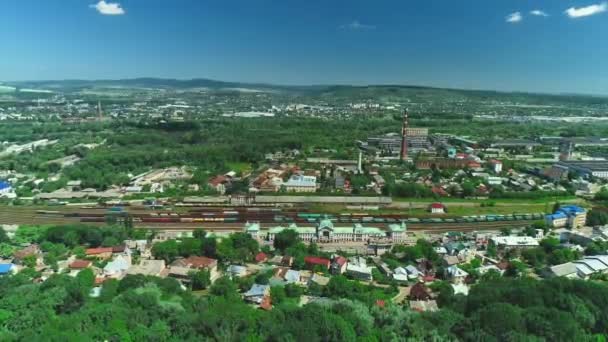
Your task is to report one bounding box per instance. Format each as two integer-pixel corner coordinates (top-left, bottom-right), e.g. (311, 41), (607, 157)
(1, 271), (607, 340)
(5, 78), (608, 104)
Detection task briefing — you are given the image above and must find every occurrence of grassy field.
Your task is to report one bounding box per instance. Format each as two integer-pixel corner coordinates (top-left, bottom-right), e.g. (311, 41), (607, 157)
(311, 200), (576, 217)
(392, 196), (581, 204)
(226, 162), (253, 174)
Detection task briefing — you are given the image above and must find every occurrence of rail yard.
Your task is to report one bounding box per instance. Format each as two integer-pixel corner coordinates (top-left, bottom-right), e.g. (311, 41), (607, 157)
(0, 202), (543, 234)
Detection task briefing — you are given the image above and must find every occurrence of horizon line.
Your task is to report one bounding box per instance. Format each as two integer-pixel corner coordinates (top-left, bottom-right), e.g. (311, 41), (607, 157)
(3, 77), (607, 98)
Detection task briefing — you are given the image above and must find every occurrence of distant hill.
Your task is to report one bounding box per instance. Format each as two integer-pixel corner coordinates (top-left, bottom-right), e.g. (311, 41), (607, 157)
(3, 78), (607, 103)
(4, 78), (325, 94)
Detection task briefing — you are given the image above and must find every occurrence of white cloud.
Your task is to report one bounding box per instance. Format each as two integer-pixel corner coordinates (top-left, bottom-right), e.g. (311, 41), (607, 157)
(530, 10), (549, 17)
(340, 21), (376, 30)
(565, 2), (607, 18)
(90, 1), (125, 15)
(506, 12), (523, 23)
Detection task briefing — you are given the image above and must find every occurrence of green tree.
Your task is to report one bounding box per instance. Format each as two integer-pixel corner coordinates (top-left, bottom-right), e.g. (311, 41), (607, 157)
(273, 229), (300, 252)
(189, 269), (211, 290)
(151, 240), (179, 263)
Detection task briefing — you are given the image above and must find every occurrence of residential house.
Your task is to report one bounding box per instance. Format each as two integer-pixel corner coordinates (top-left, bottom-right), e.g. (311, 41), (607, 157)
(127, 259), (166, 276)
(103, 254), (132, 279)
(408, 282), (432, 301)
(13, 244), (42, 266)
(227, 264), (248, 278)
(547, 262), (579, 279)
(304, 256), (330, 270)
(443, 255), (460, 267)
(0, 263), (15, 276)
(404, 265), (422, 280)
(393, 267), (409, 283)
(331, 256), (348, 275)
(283, 269), (300, 284)
(255, 252), (268, 263)
(346, 256), (373, 281)
(410, 300), (439, 312)
(244, 284), (270, 304)
(489, 159), (503, 173)
(308, 273), (330, 286)
(207, 175), (230, 194)
(171, 256), (219, 281)
(445, 265), (468, 284)
(85, 247), (114, 260)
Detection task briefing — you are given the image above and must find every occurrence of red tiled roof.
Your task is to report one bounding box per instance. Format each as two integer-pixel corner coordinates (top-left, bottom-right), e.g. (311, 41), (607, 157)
(430, 203), (444, 209)
(375, 300), (386, 308)
(13, 244), (40, 260)
(304, 256), (330, 267)
(255, 252), (268, 263)
(95, 277), (107, 285)
(333, 256), (347, 266)
(112, 245), (126, 253)
(183, 256), (217, 269)
(70, 260), (92, 269)
(490, 159), (502, 164)
(468, 161), (481, 168)
(208, 175), (227, 187)
(86, 247), (114, 255)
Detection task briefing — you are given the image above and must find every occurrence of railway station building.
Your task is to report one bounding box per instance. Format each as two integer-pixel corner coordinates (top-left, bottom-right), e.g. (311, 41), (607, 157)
(261, 218), (407, 243)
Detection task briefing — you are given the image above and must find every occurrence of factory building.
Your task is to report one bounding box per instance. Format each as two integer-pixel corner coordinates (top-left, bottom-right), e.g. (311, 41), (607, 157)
(553, 161), (608, 179)
(282, 175), (317, 192)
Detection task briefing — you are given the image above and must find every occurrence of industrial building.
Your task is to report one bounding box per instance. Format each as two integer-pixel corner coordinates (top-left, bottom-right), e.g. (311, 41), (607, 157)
(546, 205), (587, 229)
(553, 161), (608, 179)
(282, 175), (317, 192)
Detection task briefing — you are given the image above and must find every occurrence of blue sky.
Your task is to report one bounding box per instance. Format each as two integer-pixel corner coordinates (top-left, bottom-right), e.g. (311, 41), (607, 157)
(1, 1), (608, 94)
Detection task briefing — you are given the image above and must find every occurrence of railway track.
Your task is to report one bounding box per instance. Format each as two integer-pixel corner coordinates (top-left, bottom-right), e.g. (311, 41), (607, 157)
(0, 205), (539, 234)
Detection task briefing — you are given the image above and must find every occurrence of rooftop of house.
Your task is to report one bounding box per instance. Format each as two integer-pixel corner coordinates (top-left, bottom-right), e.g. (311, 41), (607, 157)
(13, 244), (40, 260)
(70, 260), (92, 269)
(549, 262), (578, 277)
(332, 256), (347, 266)
(304, 256), (330, 266)
(245, 284), (269, 297)
(255, 252), (268, 263)
(173, 256), (217, 269)
(85, 247), (114, 255)
(127, 260), (165, 276)
(0, 263), (14, 274)
(0, 181), (11, 190)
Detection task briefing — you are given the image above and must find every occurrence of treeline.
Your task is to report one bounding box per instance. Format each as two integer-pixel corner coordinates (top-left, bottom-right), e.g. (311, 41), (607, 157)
(1, 268), (607, 340)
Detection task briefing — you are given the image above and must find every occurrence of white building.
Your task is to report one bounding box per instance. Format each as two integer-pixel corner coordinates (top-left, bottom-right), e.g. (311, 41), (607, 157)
(490, 236), (539, 251)
(283, 175), (317, 192)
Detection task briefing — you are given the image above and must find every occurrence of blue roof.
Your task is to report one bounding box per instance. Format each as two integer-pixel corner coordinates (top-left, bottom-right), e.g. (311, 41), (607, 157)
(546, 212), (567, 220)
(0, 263), (13, 274)
(0, 181), (11, 190)
(557, 205), (586, 216)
